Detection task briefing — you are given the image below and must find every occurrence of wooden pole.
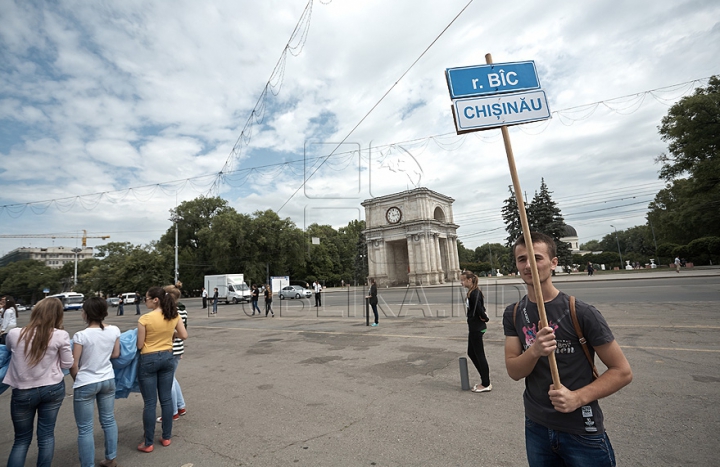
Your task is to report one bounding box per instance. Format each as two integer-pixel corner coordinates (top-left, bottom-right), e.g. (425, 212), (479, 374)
(485, 53), (561, 389)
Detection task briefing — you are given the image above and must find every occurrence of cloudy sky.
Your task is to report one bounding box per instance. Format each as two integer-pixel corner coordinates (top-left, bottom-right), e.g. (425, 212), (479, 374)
(1, 0), (718, 258)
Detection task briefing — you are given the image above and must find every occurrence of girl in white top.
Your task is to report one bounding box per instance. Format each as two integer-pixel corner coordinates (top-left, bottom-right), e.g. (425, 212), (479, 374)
(70, 297), (121, 467)
(0, 296), (18, 344)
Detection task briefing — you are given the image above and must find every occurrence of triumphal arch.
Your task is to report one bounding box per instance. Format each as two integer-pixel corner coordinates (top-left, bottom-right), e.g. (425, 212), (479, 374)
(361, 187), (461, 286)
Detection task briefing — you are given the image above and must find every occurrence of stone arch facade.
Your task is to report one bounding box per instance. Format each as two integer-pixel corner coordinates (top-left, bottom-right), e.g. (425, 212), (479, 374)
(361, 187), (461, 286)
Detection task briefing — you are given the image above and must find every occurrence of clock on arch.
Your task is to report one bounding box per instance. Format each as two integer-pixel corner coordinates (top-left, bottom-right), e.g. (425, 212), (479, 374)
(386, 206), (402, 224)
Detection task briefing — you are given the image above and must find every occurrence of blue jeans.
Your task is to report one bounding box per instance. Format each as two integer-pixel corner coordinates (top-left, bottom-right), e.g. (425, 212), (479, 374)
(525, 417), (616, 467)
(172, 355), (186, 415)
(138, 351), (175, 446)
(212, 299), (218, 313)
(74, 379), (118, 467)
(251, 300), (261, 314)
(8, 380), (66, 467)
(370, 303), (378, 324)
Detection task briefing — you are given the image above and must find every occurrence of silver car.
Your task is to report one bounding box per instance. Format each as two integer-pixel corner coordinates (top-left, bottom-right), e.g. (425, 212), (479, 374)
(278, 285), (312, 300)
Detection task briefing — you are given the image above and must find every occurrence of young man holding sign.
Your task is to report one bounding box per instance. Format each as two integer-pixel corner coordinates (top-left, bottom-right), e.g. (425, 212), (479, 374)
(503, 232), (632, 467)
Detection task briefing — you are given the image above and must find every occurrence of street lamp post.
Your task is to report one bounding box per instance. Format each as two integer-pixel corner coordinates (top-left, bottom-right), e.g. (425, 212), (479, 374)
(170, 214), (180, 284)
(72, 247), (82, 286)
(610, 225), (623, 269)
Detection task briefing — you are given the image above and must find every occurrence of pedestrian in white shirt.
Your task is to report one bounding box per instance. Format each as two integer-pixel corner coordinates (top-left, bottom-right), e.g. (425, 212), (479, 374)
(70, 297), (121, 467)
(0, 296), (18, 345)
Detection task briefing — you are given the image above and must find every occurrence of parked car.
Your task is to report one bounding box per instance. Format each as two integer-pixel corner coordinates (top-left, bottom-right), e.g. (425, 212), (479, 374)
(107, 297), (120, 307)
(15, 304), (28, 312)
(121, 292), (137, 304)
(278, 285), (312, 300)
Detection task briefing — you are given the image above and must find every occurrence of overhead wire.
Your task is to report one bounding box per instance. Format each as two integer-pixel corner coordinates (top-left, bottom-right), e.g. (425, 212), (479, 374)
(0, 69), (710, 219)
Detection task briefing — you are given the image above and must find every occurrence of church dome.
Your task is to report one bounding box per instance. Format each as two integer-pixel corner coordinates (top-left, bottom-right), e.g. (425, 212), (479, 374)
(562, 224), (577, 237)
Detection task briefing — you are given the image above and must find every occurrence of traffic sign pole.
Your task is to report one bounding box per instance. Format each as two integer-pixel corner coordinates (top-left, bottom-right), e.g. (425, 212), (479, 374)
(485, 53), (562, 390)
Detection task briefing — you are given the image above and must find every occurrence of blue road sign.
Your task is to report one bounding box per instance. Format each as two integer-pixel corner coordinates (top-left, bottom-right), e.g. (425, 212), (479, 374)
(446, 61), (540, 99)
(452, 89), (551, 132)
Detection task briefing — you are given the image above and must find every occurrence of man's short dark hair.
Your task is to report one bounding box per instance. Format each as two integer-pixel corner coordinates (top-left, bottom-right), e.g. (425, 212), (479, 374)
(512, 232), (557, 259)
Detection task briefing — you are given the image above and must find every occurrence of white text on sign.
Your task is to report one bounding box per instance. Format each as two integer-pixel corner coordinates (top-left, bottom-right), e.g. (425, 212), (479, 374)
(472, 70), (519, 90)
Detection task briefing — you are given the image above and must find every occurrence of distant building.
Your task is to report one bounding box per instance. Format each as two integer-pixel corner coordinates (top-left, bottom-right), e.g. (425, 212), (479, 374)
(0, 246), (94, 269)
(560, 225), (580, 253)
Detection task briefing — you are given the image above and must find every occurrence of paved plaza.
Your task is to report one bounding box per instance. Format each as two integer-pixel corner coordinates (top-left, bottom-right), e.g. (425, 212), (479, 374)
(1, 271), (718, 466)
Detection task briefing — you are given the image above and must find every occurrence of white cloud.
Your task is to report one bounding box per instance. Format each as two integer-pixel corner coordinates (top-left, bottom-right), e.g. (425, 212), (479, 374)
(0, 0), (718, 257)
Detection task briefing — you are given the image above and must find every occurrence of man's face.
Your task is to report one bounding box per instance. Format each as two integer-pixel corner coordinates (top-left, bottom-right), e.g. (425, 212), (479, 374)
(514, 242), (558, 286)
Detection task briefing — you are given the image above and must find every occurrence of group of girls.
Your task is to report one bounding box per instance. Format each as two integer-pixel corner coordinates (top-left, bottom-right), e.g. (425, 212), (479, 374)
(2, 284), (187, 466)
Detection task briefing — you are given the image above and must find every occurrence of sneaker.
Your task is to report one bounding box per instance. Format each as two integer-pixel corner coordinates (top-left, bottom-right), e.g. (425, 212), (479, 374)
(371, 323), (378, 327)
(178, 408), (187, 416)
(156, 413), (180, 423)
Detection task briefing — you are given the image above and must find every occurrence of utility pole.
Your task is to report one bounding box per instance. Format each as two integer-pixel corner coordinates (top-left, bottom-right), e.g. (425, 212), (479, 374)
(611, 225), (623, 269)
(170, 213), (180, 285)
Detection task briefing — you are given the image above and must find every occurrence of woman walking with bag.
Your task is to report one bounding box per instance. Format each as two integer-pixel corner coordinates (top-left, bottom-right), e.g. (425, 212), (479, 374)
(137, 287), (187, 453)
(264, 284), (274, 317)
(461, 270), (492, 393)
(3, 297), (73, 467)
(70, 297), (121, 467)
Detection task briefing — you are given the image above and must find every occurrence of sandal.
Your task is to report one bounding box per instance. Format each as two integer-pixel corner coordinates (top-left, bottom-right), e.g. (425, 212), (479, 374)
(471, 383), (492, 393)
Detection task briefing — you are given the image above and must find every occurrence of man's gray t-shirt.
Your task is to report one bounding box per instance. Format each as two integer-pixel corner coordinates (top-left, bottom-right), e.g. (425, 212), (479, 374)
(503, 292), (614, 434)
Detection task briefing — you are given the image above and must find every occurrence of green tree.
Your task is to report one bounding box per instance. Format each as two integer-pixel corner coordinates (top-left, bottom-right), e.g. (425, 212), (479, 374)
(527, 179), (572, 268)
(457, 241), (474, 263)
(580, 240), (601, 251)
(0, 260), (60, 303)
(159, 196), (236, 291)
(650, 76), (720, 244)
(501, 186), (523, 247)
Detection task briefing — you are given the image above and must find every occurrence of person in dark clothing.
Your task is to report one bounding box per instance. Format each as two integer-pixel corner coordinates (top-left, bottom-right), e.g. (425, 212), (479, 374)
(212, 288), (218, 314)
(461, 270), (491, 393)
(366, 278), (379, 326)
(264, 285), (274, 317)
(135, 292), (142, 315)
(117, 296), (124, 316)
(201, 287), (207, 309)
(250, 285), (262, 316)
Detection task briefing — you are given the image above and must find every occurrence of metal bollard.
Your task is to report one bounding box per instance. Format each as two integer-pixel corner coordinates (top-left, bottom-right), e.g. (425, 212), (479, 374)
(459, 357), (470, 390)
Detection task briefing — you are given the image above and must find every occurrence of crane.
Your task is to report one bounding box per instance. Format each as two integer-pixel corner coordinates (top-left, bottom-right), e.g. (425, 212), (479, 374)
(0, 229), (110, 247)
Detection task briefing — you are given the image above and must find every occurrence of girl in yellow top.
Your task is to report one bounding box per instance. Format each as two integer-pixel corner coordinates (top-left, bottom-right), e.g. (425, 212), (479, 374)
(136, 287), (187, 453)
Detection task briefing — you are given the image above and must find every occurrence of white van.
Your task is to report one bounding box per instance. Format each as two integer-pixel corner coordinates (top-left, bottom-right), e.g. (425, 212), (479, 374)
(121, 292), (138, 304)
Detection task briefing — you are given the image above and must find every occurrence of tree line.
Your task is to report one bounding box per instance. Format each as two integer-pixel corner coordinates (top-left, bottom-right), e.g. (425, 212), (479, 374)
(1, 198), (368, 303)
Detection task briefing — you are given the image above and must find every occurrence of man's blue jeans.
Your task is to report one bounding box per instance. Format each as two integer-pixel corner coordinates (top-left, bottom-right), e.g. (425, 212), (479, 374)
(138, 351), (175, 446)
(7, 380), (66, 467)
(73, 379), (118, 467)
(525, 417), (616, 467)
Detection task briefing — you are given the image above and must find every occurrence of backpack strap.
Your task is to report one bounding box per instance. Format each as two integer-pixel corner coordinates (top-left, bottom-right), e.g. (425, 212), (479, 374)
(569, 296), (600, 380)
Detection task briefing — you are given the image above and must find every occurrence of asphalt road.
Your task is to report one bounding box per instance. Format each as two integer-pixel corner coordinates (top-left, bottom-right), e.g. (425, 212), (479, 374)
(209, 274), (720, 321)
